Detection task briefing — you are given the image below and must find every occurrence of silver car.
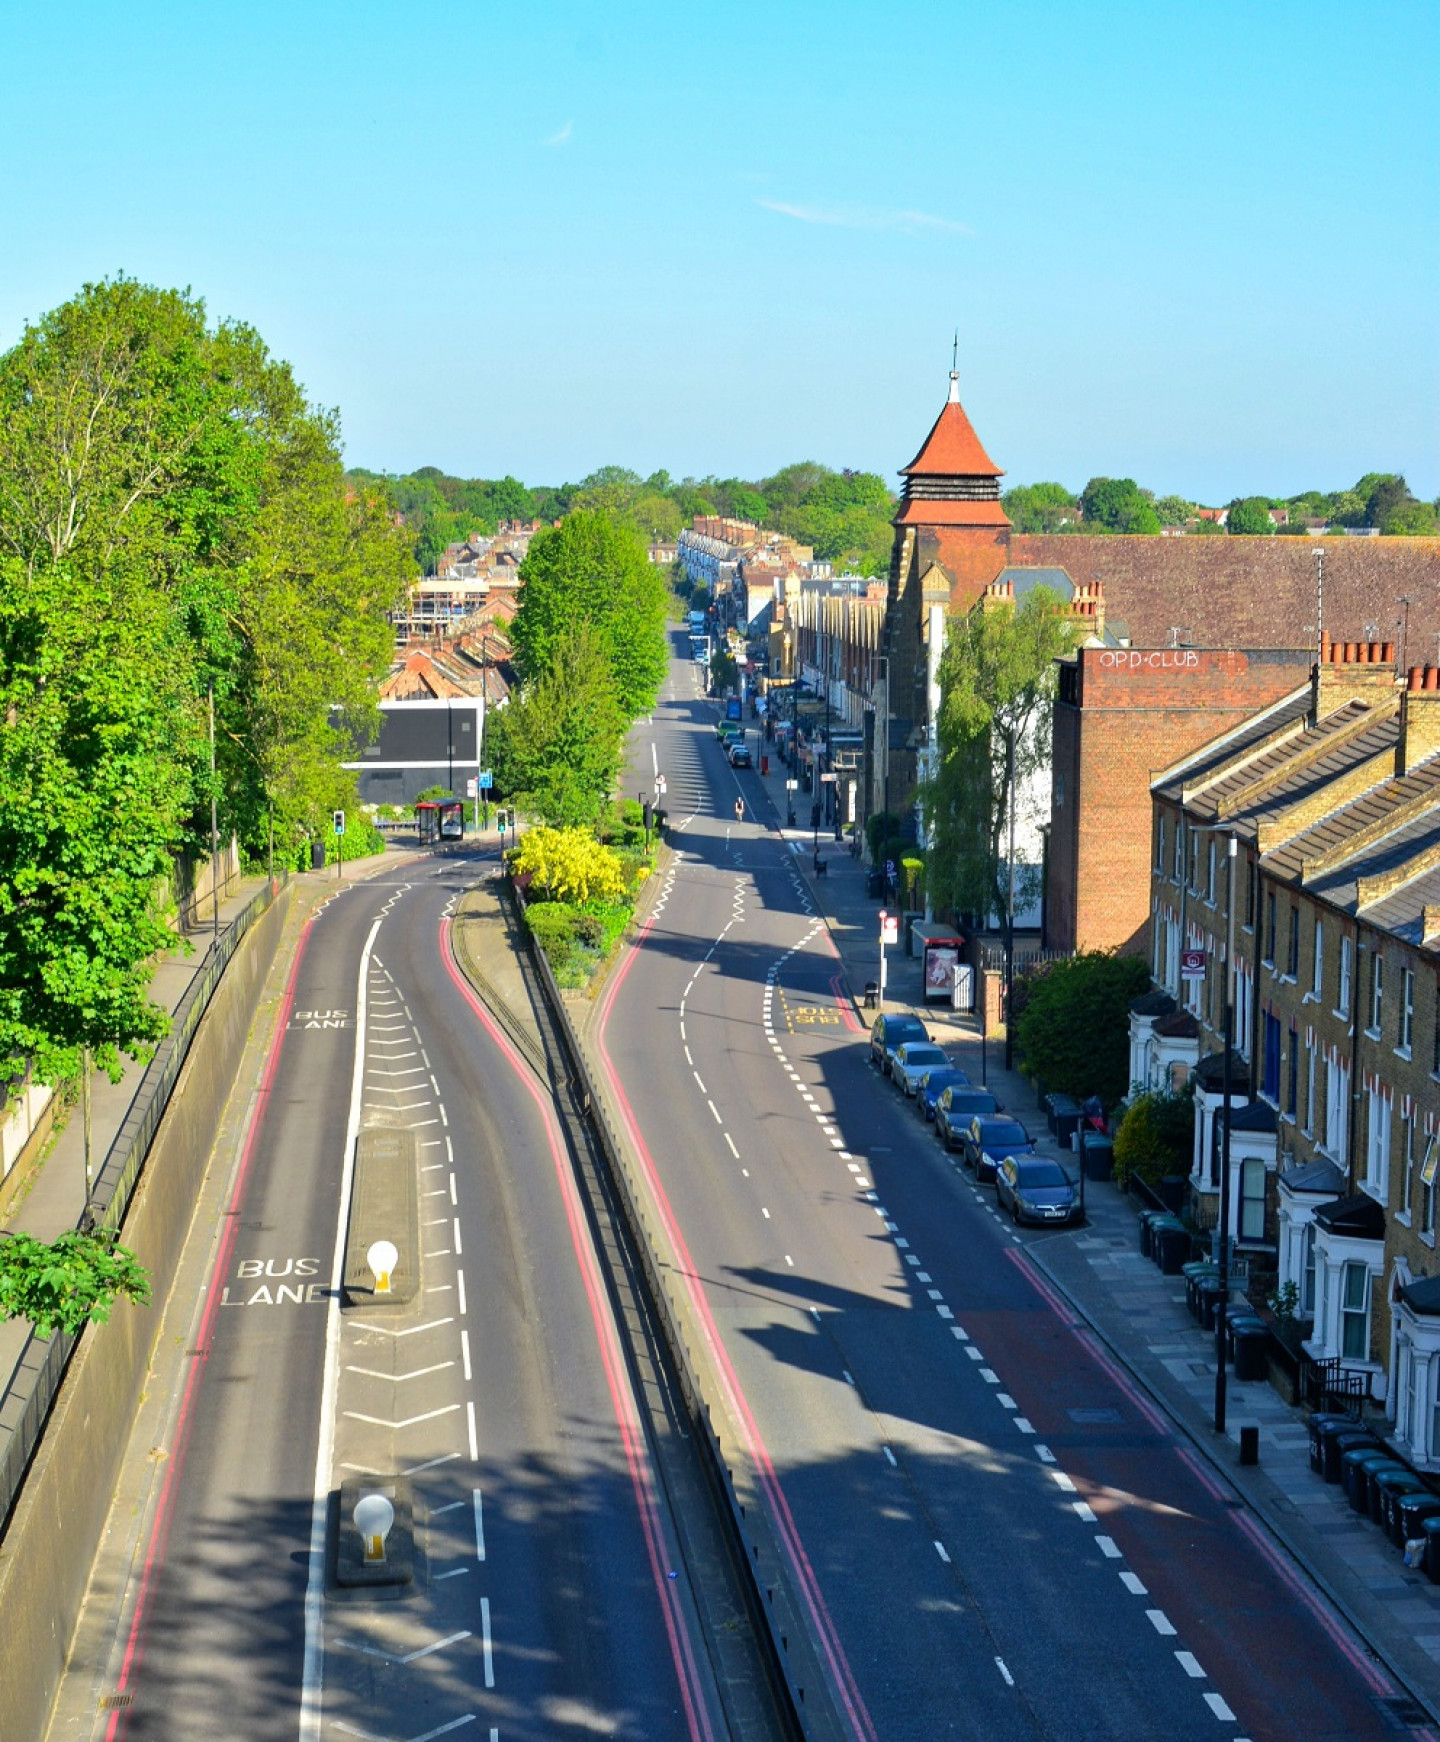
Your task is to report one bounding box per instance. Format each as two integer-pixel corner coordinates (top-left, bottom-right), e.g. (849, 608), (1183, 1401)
(892, 1042), (952, 1097)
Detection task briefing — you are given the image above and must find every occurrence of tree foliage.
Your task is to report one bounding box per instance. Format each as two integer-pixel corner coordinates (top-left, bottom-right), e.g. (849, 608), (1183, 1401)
(1113, 1086), (1196, 1189)
(1079, 477), (1161, 534)
(0, 1229), (151, 1338)
(511, 511), (667, 721)
(1014, 952), (1151, 1104)
(1226, 496), (1274, 535)
(509, 826), (626, 905)
(0, 277), (409, 1082)
(1001, 482), (1078, 533)
(921, 588), (1079, 926)
(491, 623), (627, 827)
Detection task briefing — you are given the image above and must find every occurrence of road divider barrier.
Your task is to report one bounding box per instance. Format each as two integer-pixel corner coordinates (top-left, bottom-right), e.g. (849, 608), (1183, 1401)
(491, 876), (852, 1742)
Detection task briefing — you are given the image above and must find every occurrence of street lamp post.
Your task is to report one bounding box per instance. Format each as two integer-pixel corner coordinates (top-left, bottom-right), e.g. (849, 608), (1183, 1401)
(1003, 725), (1018, 1070)
(1215, 833), (1238, 1436)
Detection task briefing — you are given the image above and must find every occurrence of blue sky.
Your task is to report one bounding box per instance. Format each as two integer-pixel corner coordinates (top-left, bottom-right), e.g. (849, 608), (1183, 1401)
(2, 0), (1436, 503)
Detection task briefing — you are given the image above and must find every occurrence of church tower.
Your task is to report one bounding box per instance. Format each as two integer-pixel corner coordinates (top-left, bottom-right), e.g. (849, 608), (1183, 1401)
(876, 371), (1011, 821)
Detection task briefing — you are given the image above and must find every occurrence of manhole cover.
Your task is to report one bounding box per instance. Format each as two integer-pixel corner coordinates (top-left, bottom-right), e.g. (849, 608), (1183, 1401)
(1068, 1407), (1123, 1425)
(99, 1693), (134, 1711)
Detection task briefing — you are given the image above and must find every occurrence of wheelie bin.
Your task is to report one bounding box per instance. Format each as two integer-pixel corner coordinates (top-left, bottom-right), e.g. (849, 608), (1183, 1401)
(1232, 1322), (1270, 1383)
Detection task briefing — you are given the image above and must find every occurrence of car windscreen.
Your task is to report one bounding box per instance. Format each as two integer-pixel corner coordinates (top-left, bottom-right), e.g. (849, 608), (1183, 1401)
(1015, 1160), (1068, 1187)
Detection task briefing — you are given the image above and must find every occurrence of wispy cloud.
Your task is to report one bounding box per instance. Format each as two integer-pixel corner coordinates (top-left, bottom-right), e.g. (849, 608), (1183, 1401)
(756, 198), (971, 236)
(544, 120), (574, 147)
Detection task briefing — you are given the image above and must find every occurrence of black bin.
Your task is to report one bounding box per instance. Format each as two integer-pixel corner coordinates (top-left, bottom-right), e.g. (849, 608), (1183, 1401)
(1344, 1450), (1399, 1514)
(310, 839), (326, 871)
(1080, 1134), (1114, 1181)
(1308, 1413), (1357, 1475)
(1394, 1491), (1440, 1551)
(1423, 1517), (1440, 1584)
(1233, 1324), (1269, 1383)
(1323, 1428), (1378, 1484)
(1377, 1473), (1429, 1541)
(1372, 1467), (1424, 1530)
(1196, 1277), (1226, 1332)
(1046, 1093), (1083, 1145)
(1138, 1210), (1166, 1258)
(1154, 1223), (1192, 1276)
(1184, 1264), (1220, 1318)
(866, 870), (884, 899)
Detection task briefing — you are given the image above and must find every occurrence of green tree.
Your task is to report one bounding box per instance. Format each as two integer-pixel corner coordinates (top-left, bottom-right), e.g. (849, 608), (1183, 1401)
(511, 510), (667, 720)
(1112, 1087), (1196, 1188)
(1226, 496), (1275, 535)
(921, 588), (1079, 931)
(1002, 482), (1078, 533)
(0, 277), (408, 1083)
(510, 826), (626, 904)
(492, 622), (627, 826)
(1014, 952), (1151, 1104)
(1153, 494), (1194, 528)
(709, 649), (739, 694)
(0, 1229), (151, 1338)
(1079, 477), (1160, 534)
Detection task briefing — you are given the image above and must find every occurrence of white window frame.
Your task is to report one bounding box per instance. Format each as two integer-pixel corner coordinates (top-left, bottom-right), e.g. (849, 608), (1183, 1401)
(1338, 936), (1352, 1019)
(1311, 918), (1323, 1003)
(1240, 1157), (1267, 1240)
(1369, 952), (1384, 1039)
(1364, 1087), (1392, 1202)
(1324, 1055), (1350, 1163)
(1341, 1261), (1371, 1361)
(1400, 967), (1414, 1056)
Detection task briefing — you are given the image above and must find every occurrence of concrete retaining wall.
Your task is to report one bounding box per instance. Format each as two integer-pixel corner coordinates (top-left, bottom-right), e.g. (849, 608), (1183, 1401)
(0, 885), (295, 1742)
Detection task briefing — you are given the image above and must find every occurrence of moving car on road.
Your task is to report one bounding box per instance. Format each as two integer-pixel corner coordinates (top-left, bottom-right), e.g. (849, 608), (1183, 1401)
(915, 1066), (970, 1122)
(995, 1155), (1081, 1225)
(892, 1042), (952, 1098)
(869, 1012), (928, 1077)
(958, 1114), (1033, 1182)
(934, 1086), (999, 1148)
(728, 743), (752, 768)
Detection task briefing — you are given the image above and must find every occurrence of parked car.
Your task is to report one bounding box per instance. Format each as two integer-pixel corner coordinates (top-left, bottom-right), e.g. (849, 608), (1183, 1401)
(869, 1012), (928, 1076)
(728, 743), (753, 768)
(892, 1042), (952, 1097)
(934, 1086), (999, 1148)
(958, 1114), (1033, 1182)
(915, 1066), (971, 1122)
(995, 1155), (1081, 1225)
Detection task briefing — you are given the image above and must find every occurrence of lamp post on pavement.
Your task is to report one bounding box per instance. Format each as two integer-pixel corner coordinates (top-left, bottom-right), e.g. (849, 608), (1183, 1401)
(1215, 832), (1238, 1436)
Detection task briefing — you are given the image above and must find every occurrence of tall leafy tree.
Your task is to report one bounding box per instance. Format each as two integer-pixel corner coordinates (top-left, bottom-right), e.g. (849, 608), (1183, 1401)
(1225, 496), (1275, 535)
(0, 277), (408, 1081)
(511, 510), (667, 719)
(491, 622), (627, 827)
(921, 587), (1079, 932)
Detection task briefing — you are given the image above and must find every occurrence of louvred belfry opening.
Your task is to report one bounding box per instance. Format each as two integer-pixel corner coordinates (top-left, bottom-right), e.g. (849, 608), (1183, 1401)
(894, 372), (1010, 527)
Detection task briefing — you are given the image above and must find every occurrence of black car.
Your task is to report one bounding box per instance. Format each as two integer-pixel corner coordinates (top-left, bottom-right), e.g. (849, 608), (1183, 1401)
(934, 1086), (1000, 1148)
(958, 1114), (1032, 1182)
(996, 1155), (1081, 1225)
(869, 1012), (928, 1077)
(728, 744), (753, 768)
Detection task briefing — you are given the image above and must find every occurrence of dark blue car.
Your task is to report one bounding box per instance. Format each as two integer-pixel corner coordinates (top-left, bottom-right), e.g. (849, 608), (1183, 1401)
(915, 1067), (971, 1122)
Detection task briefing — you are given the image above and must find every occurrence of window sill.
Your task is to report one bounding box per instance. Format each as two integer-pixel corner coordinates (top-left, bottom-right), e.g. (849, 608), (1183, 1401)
(1302, 991), (1320, 1005)
(1364, 1028), (1382, 1043)
(1396, 1211), (1413, 1228)
(1279, 974), (1297, 986)
(1394, 1046), (1413, 1063)
(1423, 1231), (1437, 1250)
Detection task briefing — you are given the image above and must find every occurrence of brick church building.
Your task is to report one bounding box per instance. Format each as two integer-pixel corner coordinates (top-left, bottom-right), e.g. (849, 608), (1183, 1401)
(880, 373), (1440, 956)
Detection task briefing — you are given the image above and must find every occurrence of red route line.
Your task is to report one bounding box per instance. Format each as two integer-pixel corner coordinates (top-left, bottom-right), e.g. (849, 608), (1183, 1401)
(600, 911), (880, 1742)
(1009, 1250), (1402, 1707)
(439, 922), (714, 1742)
(107, 910), (318, 1741)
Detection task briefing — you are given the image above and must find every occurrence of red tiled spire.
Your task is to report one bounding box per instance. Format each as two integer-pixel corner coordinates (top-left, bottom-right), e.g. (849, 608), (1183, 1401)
(900, 372), (1003, 479)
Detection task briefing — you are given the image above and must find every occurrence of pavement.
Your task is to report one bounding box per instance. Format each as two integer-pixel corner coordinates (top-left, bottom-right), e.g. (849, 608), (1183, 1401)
(727, 718), (1440, 1725)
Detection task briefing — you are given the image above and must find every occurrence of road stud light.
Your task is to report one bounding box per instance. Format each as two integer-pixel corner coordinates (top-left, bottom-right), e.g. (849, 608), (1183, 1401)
(354, 1492), (394, 1564)
(367, 1239), (399, 1295)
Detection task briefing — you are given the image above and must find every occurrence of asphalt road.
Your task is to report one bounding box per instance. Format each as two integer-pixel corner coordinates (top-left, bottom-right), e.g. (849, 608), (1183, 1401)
(594, 647), (1404, 1741)
(57, 857), (723, 1742)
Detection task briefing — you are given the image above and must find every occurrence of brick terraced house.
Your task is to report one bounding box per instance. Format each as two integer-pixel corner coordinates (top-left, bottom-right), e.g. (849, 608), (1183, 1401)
(1146, 641), (1440, 1457)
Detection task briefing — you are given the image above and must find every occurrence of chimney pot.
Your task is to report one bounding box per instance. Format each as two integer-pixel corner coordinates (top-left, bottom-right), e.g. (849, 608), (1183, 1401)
(1410, 667), (1424, 691)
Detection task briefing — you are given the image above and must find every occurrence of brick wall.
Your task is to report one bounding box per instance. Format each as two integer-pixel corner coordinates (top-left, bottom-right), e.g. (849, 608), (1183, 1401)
(1050, 647), (1313, 954)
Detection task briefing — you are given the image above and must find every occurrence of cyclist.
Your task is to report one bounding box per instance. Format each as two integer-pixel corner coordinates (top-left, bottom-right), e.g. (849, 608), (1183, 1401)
(734, 797), (745, 824)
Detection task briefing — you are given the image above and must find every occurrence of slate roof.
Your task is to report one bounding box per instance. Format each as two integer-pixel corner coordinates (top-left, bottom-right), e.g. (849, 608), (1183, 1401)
(1313, 1192), (1386, 1238)
(1279, 1158), (1347, 1196)
(1402, 1275), (1440, 1316)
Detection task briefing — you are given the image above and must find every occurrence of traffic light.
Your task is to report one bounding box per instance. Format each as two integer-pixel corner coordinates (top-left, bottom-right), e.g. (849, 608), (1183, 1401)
(642, 800), (654, 832)
(333, 810), (345, 835)
(496, 808), (508, 833)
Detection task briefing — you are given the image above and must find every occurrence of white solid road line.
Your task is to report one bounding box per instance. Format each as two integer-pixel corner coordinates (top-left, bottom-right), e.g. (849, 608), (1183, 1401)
(300, 915), (382, 1742)
(480, 1597), (495, 1687)
(473, 1489), (486, 1560)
